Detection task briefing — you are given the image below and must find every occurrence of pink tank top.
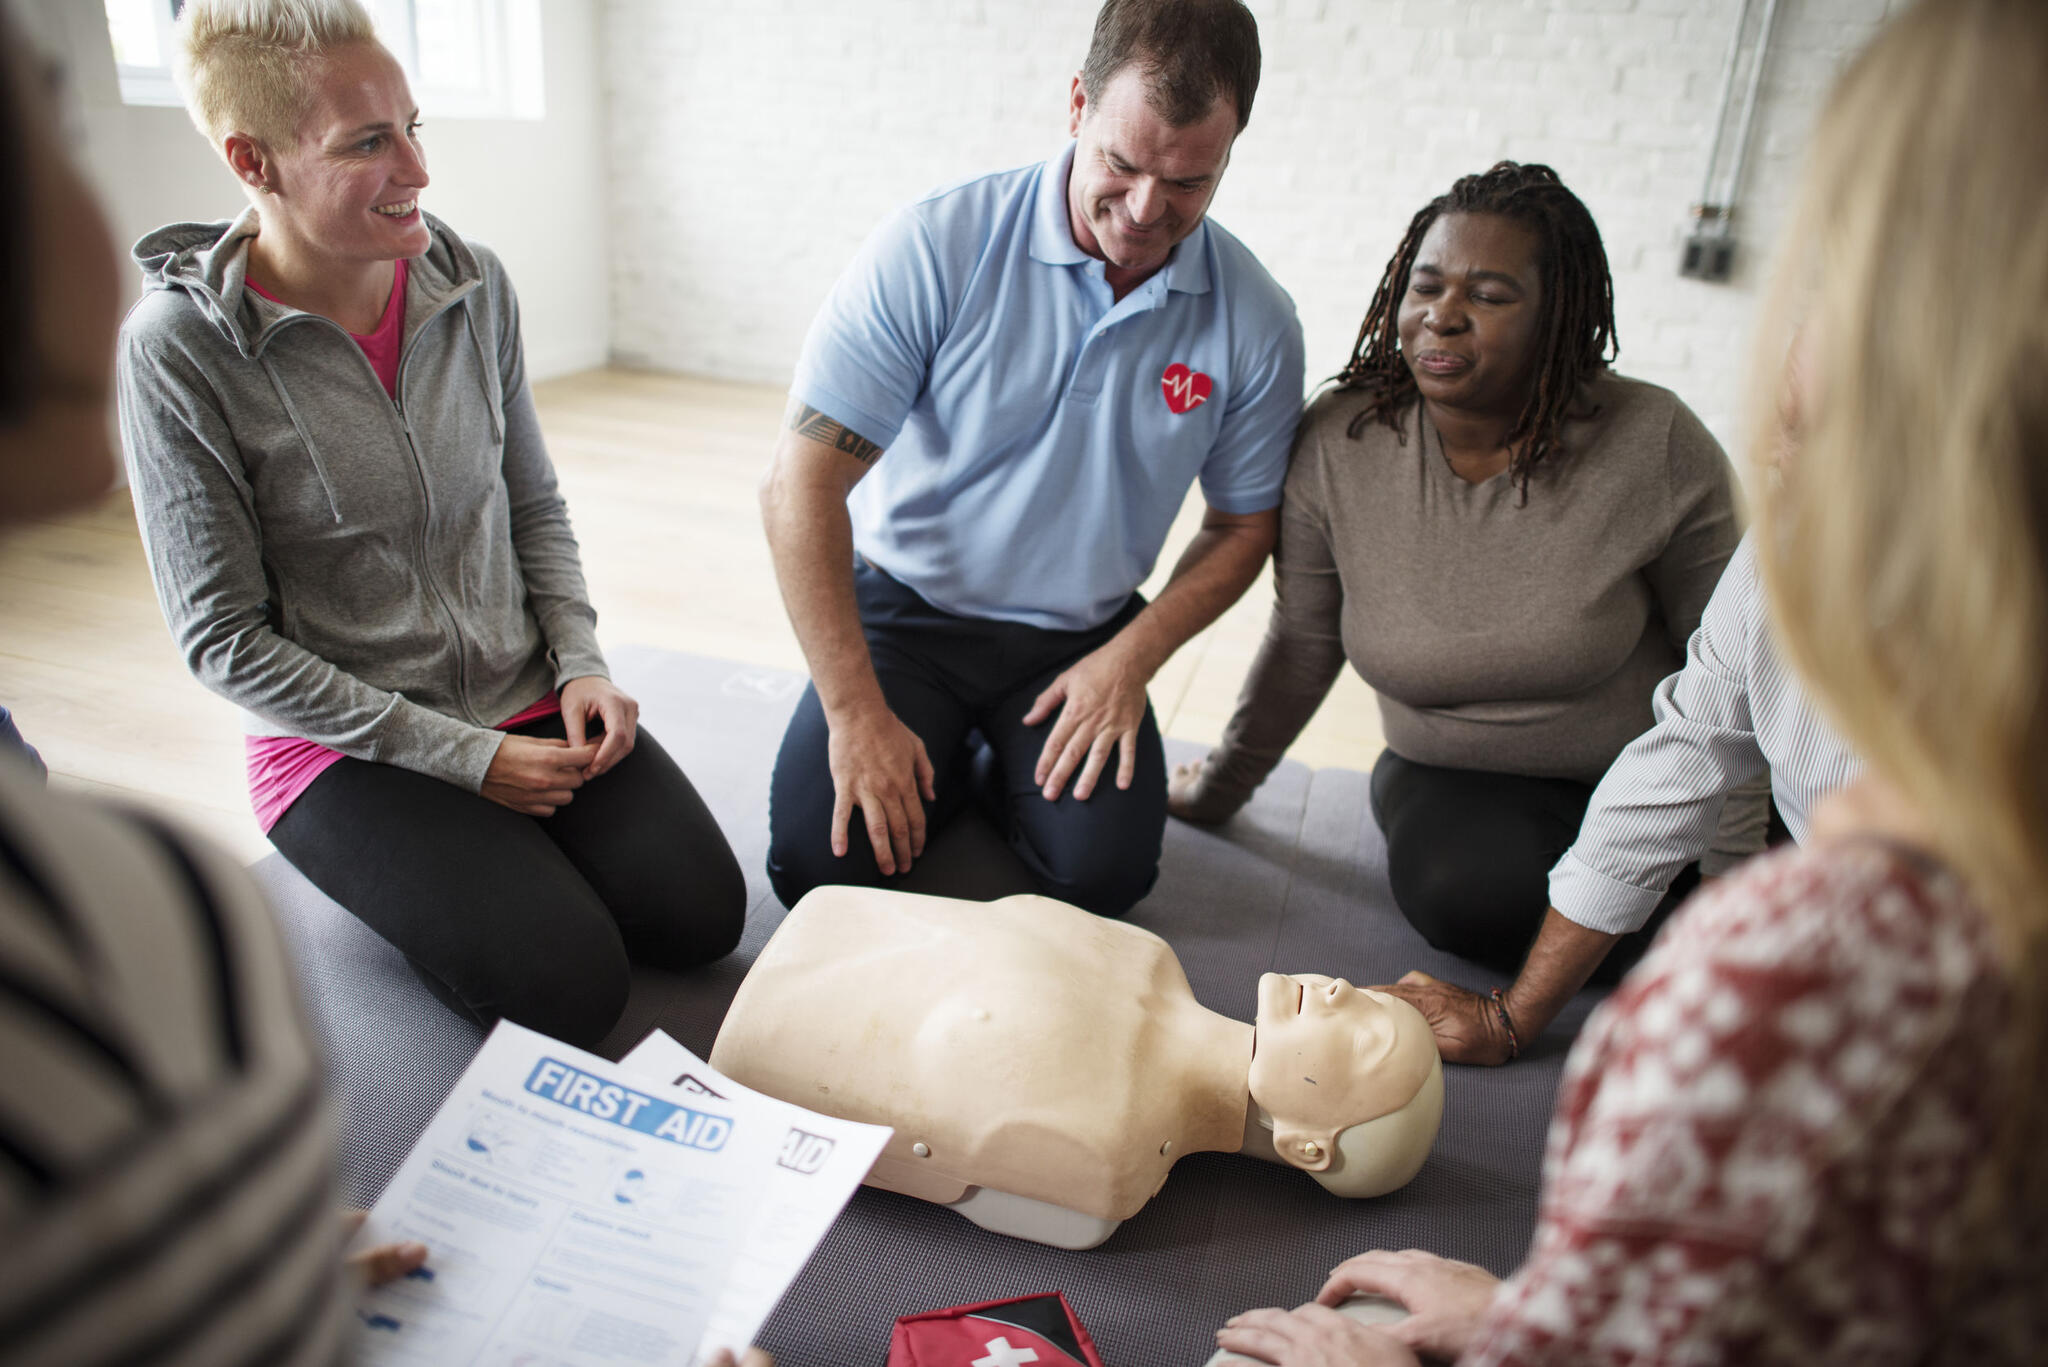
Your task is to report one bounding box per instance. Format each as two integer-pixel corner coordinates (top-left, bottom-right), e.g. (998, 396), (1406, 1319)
(246, 694), (562, 832)
(247, 257), (408, 396)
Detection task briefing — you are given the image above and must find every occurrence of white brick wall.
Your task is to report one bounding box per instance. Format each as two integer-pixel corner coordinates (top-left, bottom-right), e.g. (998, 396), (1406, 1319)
(602, 0), (1900, 451)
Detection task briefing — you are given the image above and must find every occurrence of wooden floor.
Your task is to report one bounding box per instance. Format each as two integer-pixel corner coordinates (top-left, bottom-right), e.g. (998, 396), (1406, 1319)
(0, 369), (1384, 863)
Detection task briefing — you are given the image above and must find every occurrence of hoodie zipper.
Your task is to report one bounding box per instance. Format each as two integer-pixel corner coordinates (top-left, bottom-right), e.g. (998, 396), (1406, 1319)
(258, 285), (488, 728)
(392, 286), (486, 728)
(391, 402), (479, 728)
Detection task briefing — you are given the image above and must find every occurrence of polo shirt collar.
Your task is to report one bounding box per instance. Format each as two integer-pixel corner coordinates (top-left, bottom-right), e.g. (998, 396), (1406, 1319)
(1030, 141), (1214, 297)
(1162, 220), (1213, 296)
(1029, 143), (1091, 267)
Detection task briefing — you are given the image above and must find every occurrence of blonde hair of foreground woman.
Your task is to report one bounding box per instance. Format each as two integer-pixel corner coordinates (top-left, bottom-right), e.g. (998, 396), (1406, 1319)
(175, 0), (375, 149)
(1750, 0), (2048, 1266)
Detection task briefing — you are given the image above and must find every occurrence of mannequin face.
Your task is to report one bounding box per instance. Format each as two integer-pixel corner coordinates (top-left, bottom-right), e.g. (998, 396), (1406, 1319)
(1248, 973), (1436, 1170)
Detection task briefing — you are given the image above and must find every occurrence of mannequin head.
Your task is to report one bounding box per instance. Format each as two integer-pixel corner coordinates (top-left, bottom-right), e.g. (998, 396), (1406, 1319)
(1247, 973), (1439, 1181)
(1309, 1056), (1444, 1197)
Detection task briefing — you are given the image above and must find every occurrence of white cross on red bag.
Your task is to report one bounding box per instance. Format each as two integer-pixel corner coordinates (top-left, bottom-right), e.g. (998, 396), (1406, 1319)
(885, 1291), (1106, 1367)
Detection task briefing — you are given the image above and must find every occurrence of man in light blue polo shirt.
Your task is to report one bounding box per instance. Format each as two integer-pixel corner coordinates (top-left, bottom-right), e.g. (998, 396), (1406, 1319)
(760, 0), (1304, 916)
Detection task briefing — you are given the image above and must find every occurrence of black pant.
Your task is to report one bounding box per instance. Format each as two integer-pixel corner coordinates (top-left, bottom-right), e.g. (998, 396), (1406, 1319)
(1369, 749), (1693, 984)
(270, 715), (745, 1049)
(767, 564), (1167, 916)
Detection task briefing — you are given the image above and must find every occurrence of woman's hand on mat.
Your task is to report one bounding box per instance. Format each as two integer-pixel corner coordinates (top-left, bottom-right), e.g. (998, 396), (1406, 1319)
(559, 675), (639, 778)
(339, 1209), (428, 1289)
(1167, 755), (1246, 824)
(1216, 1304), (1420, 1366)
(702, 1350), (773, 1367)
(1314, 1249), (1501, 1361)
(828, 703), (936, 875)
(483, 734), (598, 817)
(1024, 640), (1149, 802)
(1373, 970), (1515, 1066)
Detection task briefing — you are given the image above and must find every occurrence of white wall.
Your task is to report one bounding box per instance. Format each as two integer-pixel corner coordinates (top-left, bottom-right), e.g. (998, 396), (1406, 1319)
(601, 0), (1901, 452)
(17, 0), (610, 382)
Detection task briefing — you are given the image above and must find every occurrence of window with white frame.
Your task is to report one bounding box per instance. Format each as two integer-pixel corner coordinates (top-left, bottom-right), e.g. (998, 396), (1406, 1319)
(101, 0), (545, 120)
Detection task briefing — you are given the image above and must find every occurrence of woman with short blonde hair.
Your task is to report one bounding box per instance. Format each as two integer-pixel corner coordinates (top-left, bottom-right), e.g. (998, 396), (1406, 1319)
(1216, 1), (2048, 1360)
(119, 0), (746, 1050)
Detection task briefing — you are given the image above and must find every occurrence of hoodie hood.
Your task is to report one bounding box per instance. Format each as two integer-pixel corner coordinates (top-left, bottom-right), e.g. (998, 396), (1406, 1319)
(132, 207), (483, 360)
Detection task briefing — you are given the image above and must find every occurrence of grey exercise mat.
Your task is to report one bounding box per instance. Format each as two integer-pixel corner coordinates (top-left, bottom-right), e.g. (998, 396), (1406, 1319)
(262, 645), (1607, 1367)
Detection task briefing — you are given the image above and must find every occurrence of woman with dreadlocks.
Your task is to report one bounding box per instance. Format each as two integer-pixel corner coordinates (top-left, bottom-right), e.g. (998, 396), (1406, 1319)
(1172, 162), (1743, 1045)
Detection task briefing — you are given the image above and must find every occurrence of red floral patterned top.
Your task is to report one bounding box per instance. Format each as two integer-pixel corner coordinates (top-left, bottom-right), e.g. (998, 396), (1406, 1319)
(1463, 840), (2044, 1365)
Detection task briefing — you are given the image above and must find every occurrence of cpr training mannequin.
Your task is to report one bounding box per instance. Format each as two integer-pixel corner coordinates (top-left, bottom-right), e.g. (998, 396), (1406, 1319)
(710, 887), (1444, 1249)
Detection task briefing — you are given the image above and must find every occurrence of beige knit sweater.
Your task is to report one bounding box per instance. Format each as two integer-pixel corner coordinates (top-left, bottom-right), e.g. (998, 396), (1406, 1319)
(1200, 373), (1742, 806)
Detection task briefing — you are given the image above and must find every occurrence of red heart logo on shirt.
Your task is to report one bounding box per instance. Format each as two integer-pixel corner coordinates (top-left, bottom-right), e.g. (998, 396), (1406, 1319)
(1161, 363), (1212, 415)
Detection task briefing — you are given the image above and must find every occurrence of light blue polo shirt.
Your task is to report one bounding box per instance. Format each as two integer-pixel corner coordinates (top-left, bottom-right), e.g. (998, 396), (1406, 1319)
(791, 143), (1306, 632)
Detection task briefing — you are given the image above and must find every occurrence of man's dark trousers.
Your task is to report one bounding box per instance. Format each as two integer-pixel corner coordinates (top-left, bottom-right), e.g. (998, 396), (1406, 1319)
(767, 563), (1167, 915)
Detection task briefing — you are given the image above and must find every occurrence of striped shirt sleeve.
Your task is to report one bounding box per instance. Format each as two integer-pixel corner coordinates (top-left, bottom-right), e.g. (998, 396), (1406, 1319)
(1549, 538), (1857, 935)
(0, 760), (345, 1367)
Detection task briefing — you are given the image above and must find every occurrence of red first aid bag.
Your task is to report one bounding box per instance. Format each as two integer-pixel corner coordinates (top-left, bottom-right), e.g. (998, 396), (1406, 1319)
(885, 1292), (1108, 1367)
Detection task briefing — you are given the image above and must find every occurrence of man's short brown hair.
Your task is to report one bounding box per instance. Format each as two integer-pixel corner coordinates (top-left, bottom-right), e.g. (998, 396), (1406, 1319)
(1080, 0), (1261, 131)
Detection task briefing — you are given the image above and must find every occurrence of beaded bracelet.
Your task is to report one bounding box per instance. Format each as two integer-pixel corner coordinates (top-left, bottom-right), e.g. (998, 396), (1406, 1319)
(1489, 987), (1521, 1061)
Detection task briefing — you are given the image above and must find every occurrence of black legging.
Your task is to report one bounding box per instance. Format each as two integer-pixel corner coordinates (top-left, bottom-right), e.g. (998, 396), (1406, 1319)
(1369, 749), (1694, 985)
(270, 715), (745, 1049)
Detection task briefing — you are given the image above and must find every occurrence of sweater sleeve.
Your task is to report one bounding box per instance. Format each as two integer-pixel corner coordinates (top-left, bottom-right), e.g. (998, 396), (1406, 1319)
(117, 319), (505, 791)
(479, 248), (608, 686)
(1190, 407), (1348, 817)
(1646, 398), (1741, 653)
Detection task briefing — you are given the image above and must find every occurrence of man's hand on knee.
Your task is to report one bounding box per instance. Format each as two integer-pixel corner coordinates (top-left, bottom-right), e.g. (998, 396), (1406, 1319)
(826, 704), (936, 875)
(1024, 639), (1150, 802)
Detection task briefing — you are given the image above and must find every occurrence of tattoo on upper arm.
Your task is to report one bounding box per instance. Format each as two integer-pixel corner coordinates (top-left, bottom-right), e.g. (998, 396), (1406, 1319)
(787, 402), (883, 465)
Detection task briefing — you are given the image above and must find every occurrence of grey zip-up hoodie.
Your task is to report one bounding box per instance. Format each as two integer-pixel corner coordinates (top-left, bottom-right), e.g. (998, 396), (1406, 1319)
(117, 208), (607, 794)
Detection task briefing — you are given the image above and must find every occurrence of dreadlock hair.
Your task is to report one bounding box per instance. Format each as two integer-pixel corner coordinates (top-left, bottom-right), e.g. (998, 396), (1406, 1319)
(1336, 161), (1618, 504)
